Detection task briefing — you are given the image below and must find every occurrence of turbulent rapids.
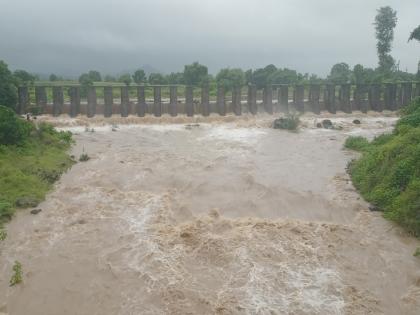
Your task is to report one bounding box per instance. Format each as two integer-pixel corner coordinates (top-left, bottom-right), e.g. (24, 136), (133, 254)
(0, 113), (420, 315)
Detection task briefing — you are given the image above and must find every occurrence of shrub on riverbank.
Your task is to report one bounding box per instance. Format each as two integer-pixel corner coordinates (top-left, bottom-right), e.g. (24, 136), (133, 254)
(0, 105), (74, 225)
(347, 98), (420, 236)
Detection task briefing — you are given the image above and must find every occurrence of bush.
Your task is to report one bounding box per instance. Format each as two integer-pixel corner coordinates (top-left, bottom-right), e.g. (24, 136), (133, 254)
(344, 136), (370, 151)
(273, 115), (300, 130)
(0, 105), (32, 145)
(348, 98), (420, 236)
(0, 60), (18, 109)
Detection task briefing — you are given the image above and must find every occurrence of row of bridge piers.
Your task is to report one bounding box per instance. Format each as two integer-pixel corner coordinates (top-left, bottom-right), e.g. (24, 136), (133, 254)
(17, 82), (420, 117)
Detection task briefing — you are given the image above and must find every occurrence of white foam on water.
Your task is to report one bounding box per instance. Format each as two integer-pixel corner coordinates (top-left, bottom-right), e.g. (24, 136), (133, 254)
(199, 125), (266, 144)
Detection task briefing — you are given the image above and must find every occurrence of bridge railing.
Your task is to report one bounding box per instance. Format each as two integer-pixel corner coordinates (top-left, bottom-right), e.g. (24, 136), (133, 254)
(16, 82), (420, 117)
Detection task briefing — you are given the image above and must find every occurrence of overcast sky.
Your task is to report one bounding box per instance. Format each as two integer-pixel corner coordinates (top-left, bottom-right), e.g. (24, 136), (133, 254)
(0, 0), (418, 77)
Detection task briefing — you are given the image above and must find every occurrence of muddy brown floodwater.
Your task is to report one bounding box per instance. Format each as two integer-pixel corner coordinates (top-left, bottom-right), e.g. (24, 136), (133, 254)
(1, 113), (420, 315)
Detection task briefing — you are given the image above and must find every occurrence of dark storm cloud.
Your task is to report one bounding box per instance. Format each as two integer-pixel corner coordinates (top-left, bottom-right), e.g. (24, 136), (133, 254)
(0, 0), (418, 76)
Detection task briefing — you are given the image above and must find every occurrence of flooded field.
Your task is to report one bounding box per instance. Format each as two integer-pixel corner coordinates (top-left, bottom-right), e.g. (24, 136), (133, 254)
(1, 113), (419, 315)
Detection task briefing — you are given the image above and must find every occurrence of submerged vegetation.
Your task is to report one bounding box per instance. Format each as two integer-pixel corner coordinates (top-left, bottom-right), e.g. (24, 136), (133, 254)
(0, 105), (74, 229)
(9, 261), (23, 286)
(273, 115), (300, 130)
(347, 98), (420, 236)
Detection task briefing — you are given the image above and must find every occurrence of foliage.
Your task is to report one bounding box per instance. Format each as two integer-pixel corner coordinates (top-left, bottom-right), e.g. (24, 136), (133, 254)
(0, 105), (32, 145)
(0, 60), (18, 110)
(408, 25), (420, 42)
(273, 115), (300, 130)
(87, 70), (102, 82)
(348, 98), (420, 236)
(13, 70), (36, 86)
(104, 74), (116, 82)
(328, 63), (351, 84)
(216, 68), (245, 90)
(183, 62), (208, 86)
(78, 73), (94, 86)
(167, 72), (184, 84)
(49, 74), (59, 81)
(132, 69), (146, 84)
(0, 228), (6, 241)
(374, 6), (397, 73)
(9, 261), (22, 286)
(414, 248), (420, 257)
(148, 73), (167, 85)
(344, 136), (370, 151)
(0, 120), (74, 225)
(118, 73), (132, 86)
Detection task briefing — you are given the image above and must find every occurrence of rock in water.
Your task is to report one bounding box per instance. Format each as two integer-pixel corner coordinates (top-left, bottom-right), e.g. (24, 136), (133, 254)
(321, 119), (333, 129)
(30, 209), (42, 215)
(353, 119), (361, 124)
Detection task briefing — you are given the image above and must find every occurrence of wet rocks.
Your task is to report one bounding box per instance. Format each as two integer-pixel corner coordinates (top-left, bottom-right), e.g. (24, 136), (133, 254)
(353, 119), (361, 124)
(316, 122), (323, 128)
(185, 123), (200, 130)
(15, 197), (39, 208)
(321, 119), (333, 129)
(368, 205), (382, 212)
(30, 209), (42, 215)
(273, 116), (299, 130)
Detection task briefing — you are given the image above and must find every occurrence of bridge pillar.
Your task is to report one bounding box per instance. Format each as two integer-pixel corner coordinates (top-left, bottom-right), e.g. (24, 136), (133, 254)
(384, 83), (397, 111)
(369, 84), (382, 112)
(340, 84), (351, 113)
(248, 84), (257, 114)
(185, 86), (194, 117)
(217, 85), (226, 116)
(52, 86), (64, 116)
(293, 85), (304, 113)
(69, 86), (81, 117)
(120, 86), (130, 117)
(324, 84), (336, 114)
(201, 85), (210, 116)
(278, 85), (289, 113)
(232, 86), (241, 115)
(169, 86), (178, 116)
(153, 86), (162, 117)
(416, 83), (420, 98)
(35, 86), (47, 113)
(104, 86), (113, 117)
(137, 86), (147, 117)
(309, 84), (320, 114)
(87, 86), (97, 117)
(17, 86), (29, 114)
(401, 82), (412, 107)
(263, 85), (273, 114)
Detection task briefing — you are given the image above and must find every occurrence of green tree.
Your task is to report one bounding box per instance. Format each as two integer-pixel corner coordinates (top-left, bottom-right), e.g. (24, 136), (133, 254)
(408, 25), (420, 42)
(49, 74), (58, 81)
(118, 74), (132, 86)
(78, 73), (93, 86)
(251, 65), (277, 88)
(328, 63), (351, 84)
(183, 62), (208, 86)
(87, 70), (102, 82)
(13, 70), (36, 86)
(0, 61), (18, 109)
(166, 72), (184, 84)
(132, 69), (146, 84)
(374, 6), (397, 73)
(216, 68), (245, 90)
(104, 75), (116, 82)
(148, 73), (166, 85)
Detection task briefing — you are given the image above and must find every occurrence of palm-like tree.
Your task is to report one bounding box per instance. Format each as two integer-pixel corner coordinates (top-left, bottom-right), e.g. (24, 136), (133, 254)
(408, 25), (420, 42)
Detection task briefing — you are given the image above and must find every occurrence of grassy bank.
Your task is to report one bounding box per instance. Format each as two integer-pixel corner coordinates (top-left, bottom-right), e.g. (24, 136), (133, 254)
(345, 98), (420, 236)
(0, 106), (74, 232)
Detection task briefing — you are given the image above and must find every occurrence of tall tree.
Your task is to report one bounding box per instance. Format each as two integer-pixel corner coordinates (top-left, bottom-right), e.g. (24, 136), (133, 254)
(408, 25), (420, 42)
(132, 69), (146, 84)
(183, 62), (208, 86)
(328, 63), (351, 84)
(0, 61), (18, 109)
(216, 68), (245, 90)
(374, 6), (397, 73)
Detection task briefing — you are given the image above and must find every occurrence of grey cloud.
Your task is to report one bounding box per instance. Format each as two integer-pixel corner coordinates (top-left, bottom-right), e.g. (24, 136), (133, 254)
(0, 0), (418, 77)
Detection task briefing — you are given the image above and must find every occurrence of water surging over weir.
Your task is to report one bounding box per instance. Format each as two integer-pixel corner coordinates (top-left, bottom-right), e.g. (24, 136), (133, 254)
(0, 115), (420, 315)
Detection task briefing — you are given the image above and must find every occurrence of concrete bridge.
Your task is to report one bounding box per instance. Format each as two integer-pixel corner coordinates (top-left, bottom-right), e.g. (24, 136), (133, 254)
(17, 82), (420, 117)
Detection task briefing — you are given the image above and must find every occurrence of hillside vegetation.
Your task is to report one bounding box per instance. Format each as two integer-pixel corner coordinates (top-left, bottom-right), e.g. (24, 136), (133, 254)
(346, 98), (420, 236)
(0, 105), (74, 230)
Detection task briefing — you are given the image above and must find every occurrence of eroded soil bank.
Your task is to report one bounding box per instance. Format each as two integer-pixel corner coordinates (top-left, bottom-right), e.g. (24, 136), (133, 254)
(1, 113), (419, 315)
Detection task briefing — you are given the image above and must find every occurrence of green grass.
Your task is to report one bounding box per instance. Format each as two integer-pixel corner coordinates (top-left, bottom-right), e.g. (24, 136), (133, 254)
(346, 97), (420, 236)
(9, 261), (23, 286)
(0, 121), (74, 227)
(344, 136), (370, 151)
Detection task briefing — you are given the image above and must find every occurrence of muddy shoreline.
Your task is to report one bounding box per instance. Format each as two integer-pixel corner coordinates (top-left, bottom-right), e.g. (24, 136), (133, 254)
(1, 113), (419, 315)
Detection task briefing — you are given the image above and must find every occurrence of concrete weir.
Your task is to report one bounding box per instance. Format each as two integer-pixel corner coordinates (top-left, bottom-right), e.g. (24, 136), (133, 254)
(17, 82), (420, 116)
